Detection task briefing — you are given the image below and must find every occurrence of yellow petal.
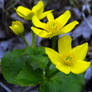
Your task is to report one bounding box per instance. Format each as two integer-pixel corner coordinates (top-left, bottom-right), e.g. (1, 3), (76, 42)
(47, 13), (54, 22)
(39, 10), (53, 19)
(60, 21), (79, 34)
(32, 16), (46, 29)
(56, 63), (70, 74)
(72, 43), (88, 60)
(55, 10), (71, 26)
(71, 60), (91, 74)
(45, 47), (60, 65)
(31, 26), (49, 38)
(32, 0), (44, 14)
(58, 35), (72, 54)
(16, 6), (34, 20)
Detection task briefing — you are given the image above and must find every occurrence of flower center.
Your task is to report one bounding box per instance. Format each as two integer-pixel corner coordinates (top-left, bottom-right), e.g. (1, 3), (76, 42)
(60, 54), (75, 66)
(46, 21), (62, 35)
(66, 56), (72, 61)
(64, 56), (72, 66)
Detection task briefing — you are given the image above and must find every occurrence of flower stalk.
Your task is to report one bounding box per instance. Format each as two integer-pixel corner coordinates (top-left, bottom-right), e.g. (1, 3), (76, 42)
(51, 36), (57, 49)
(21, 35), (29, 47)
(32, 31), (36, 48)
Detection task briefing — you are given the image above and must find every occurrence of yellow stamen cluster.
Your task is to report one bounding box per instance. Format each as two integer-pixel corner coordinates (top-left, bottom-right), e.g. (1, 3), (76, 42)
(60, 54), (75, 66)
(46, 21), (62, 34)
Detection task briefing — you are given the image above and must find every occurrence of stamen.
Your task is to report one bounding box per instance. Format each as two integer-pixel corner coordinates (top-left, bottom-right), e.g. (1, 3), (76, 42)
(46, 21), (62, 34)
(59, 54), (75, 66)
(66, 56), (72, 61)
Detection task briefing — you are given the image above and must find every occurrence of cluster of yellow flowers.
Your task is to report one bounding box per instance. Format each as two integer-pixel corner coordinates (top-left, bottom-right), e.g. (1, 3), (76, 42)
(9, 0), (91, 74)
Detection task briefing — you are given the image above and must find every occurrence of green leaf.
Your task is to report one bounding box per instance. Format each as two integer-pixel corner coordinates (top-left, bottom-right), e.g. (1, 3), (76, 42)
(39, 73), (84, 92)
(1, 47), (47, 86)
(1, 49), (26, 83)
(25, 47), (49, 70)
(15, 62), (42, 86)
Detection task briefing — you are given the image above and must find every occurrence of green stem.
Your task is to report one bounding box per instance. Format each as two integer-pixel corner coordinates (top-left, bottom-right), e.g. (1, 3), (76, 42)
(45, 37), (57, 78)
(32, 32), (35, 48)
(51, 36), (57, 49)
(21, 35), (29, 47)
(0, 59), (1, 64)
(45, 61), (51, 77)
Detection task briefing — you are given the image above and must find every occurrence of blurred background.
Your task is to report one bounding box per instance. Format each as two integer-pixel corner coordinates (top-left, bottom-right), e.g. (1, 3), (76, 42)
(0, 0), (92, 92)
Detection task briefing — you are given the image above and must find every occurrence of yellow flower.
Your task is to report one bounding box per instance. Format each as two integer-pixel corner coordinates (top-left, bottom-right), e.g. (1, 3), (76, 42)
(45, 35), (91, 74)
(31, 10), (79, 38)
(16, 0), (52, 20)
(9, 21), (24, 35)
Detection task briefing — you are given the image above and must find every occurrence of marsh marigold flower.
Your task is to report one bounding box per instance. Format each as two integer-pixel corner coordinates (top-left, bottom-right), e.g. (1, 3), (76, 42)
(16, 0), (52, 20)
(9, 21), (24, 35)
(31, 10), (79, 38)
(45, 35), (91, 74)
